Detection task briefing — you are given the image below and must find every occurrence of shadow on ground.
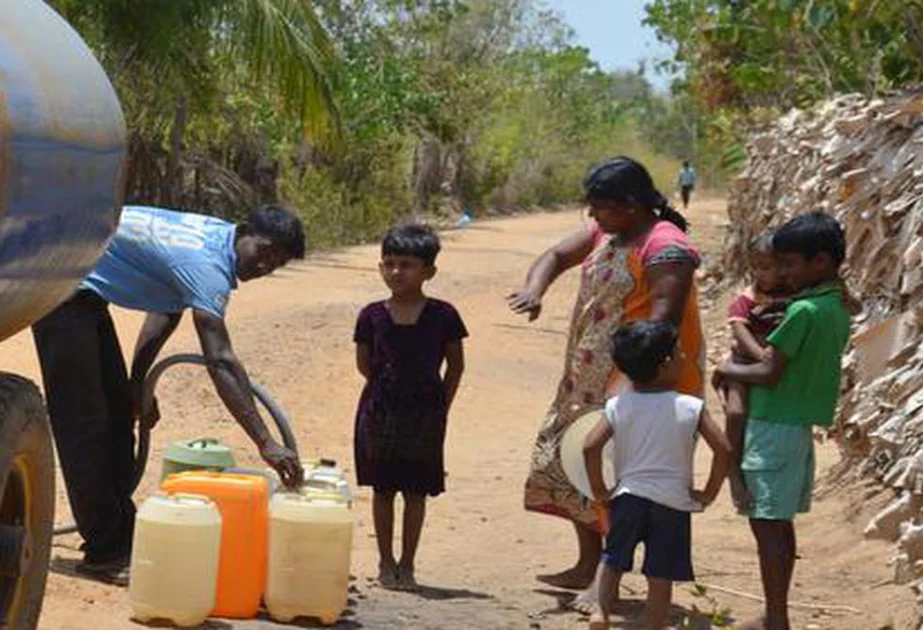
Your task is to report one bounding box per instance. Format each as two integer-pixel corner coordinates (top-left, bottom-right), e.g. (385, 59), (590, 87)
(531, 588), (726, 629)
(414, 584), (494, 601)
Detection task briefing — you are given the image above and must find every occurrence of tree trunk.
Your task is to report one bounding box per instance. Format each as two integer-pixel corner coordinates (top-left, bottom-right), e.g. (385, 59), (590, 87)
(412, 136), (443, 216)
(165, 95), (188, 206)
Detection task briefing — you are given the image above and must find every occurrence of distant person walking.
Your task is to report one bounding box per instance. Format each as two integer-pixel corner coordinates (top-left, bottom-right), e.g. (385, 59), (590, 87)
(678, 161), (697, 210)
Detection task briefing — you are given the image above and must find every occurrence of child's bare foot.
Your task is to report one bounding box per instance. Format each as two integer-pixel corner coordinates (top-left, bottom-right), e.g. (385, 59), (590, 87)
(738, 617), (766, 630)
(536, 566), (597, 590)
(587, 610), (608, 629)
(377, 563), (400, 590)
(570, 584), (619, 616)
(570, 588), (598, 616)
(396, 564), (419, 592)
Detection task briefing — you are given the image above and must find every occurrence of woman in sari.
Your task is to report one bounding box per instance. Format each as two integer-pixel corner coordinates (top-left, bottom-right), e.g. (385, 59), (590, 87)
(508, 157), (705, 601)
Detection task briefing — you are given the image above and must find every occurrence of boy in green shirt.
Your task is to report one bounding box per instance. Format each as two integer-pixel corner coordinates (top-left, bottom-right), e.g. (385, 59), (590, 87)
(713, 212), (851, 630)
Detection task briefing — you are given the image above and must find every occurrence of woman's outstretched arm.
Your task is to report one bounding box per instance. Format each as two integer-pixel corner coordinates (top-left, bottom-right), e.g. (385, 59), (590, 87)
(507, 227), (596, 321)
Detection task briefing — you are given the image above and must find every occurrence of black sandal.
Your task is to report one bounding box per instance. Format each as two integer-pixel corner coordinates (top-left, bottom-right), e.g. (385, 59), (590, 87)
(76, 556), (130, 587)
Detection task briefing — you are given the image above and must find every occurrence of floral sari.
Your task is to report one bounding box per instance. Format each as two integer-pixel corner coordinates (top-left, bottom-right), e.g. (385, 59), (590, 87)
(524, 220), (705, 529)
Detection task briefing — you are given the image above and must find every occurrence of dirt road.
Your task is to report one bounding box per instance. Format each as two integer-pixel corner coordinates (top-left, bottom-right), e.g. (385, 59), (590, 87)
(4, 198), (915, 629)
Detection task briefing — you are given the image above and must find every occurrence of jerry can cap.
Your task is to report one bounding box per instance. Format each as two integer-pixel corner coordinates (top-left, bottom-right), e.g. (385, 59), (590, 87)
(164, 437), (236, 469)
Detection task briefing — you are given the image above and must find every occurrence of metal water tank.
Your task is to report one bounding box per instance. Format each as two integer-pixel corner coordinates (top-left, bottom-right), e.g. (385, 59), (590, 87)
(0, 0), (127, 341)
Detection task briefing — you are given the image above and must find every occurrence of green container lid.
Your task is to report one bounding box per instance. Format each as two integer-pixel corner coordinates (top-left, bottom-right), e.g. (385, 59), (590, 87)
(164, 438), (236, 470)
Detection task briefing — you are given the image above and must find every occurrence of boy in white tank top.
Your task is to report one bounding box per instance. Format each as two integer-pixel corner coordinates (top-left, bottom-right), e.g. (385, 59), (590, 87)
(583, 321), (731, 630)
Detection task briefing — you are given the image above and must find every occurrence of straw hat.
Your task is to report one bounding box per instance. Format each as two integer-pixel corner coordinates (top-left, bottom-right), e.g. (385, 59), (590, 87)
(559, 409), (616, 499)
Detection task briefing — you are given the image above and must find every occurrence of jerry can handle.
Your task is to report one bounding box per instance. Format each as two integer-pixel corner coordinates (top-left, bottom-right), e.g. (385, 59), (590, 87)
(163, 492), (214, 506)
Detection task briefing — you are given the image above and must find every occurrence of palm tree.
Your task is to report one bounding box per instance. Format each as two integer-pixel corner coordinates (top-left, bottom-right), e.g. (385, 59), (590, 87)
(50, 0), (340, 208)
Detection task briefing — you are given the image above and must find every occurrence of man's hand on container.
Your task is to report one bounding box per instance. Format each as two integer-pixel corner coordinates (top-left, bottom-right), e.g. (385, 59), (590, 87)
(260, 441), (303, 489)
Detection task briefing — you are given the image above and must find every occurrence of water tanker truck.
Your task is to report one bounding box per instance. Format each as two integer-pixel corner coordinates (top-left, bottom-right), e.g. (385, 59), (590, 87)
(0, 1), (127, 626)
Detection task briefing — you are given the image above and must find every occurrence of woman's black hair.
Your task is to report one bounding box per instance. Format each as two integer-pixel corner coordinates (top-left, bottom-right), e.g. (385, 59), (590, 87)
(382, 222), (441, 266)
(583, 156), (689, 233)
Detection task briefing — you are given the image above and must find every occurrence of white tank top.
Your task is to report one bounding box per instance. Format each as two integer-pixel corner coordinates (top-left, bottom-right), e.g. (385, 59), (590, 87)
(605, 391), (704, 512)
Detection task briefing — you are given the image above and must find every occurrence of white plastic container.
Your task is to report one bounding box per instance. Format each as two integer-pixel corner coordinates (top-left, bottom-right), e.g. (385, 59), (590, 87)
(266, 492), (354, 625)
(303, 463), (353, 505)
(129, 493), (222, 627)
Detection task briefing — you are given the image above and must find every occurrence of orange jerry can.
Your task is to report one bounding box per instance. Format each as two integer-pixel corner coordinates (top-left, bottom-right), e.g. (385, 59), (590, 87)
(161, 471), (269, 619)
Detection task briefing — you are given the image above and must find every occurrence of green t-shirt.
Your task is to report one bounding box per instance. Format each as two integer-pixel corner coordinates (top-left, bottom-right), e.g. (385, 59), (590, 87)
(749, 283), (850, 426)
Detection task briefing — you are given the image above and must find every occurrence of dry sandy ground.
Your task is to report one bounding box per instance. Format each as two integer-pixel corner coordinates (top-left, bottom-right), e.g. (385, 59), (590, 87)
(1, 197), (916, 629)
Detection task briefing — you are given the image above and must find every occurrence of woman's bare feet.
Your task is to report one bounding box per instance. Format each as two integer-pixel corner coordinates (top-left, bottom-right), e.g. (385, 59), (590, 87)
(588, 610), (608, 629)
(377, 562), (400, 590)
(536, 565), (597, 590)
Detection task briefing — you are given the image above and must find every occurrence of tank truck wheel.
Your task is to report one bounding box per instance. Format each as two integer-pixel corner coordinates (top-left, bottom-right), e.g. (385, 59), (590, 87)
(0, 374), (55, 629)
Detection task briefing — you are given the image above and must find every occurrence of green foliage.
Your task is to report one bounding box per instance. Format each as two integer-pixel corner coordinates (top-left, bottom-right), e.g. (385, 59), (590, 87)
(280, 157), (412, 247)
(52, 0), (688, 244)
(646, 0), (923, 109)
(644, 0), (923, 182)
(55, 0), (338, 135)
(287, 0), (684, 237)
(682, 583), (734, 628)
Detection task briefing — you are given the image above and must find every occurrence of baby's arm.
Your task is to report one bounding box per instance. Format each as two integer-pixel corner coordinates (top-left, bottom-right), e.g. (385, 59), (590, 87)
(728, 293), (766, 361)
(356, 343), (372, 379)
(692, 407), (732, 507)
(731, 320), (766, 362)
(717, 346), (787, 386)
(443, 340), (465, 412)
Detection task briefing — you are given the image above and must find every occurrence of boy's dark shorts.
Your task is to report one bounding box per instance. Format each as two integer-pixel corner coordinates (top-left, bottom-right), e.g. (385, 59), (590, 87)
(601, 493), (693, 582)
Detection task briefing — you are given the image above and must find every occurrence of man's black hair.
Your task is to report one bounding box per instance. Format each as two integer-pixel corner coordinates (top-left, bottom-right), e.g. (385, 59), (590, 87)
(772, 211), (846, 265)
(610, 320), (678, 385)
(382, 223), (441, 266)
(245, 205), (306, 260)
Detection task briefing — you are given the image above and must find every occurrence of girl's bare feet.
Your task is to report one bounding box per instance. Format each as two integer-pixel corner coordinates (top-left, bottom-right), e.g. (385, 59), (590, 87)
(536, 566), (597, 590)
(396, 564), (419, 592)
(738, 617), (767, 630)
(377, 563), (400, 590)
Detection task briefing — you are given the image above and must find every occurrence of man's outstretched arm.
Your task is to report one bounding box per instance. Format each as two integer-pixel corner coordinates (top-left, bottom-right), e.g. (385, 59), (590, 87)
(193, 309), (303, 487)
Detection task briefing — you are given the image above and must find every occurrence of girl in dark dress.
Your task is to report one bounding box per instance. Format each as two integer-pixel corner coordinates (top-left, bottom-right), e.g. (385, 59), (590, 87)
(353, 223), (467, 590)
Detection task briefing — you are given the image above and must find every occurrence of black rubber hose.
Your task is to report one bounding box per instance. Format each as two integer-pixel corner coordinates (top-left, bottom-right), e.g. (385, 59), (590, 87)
(53, 353), (298, 536)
